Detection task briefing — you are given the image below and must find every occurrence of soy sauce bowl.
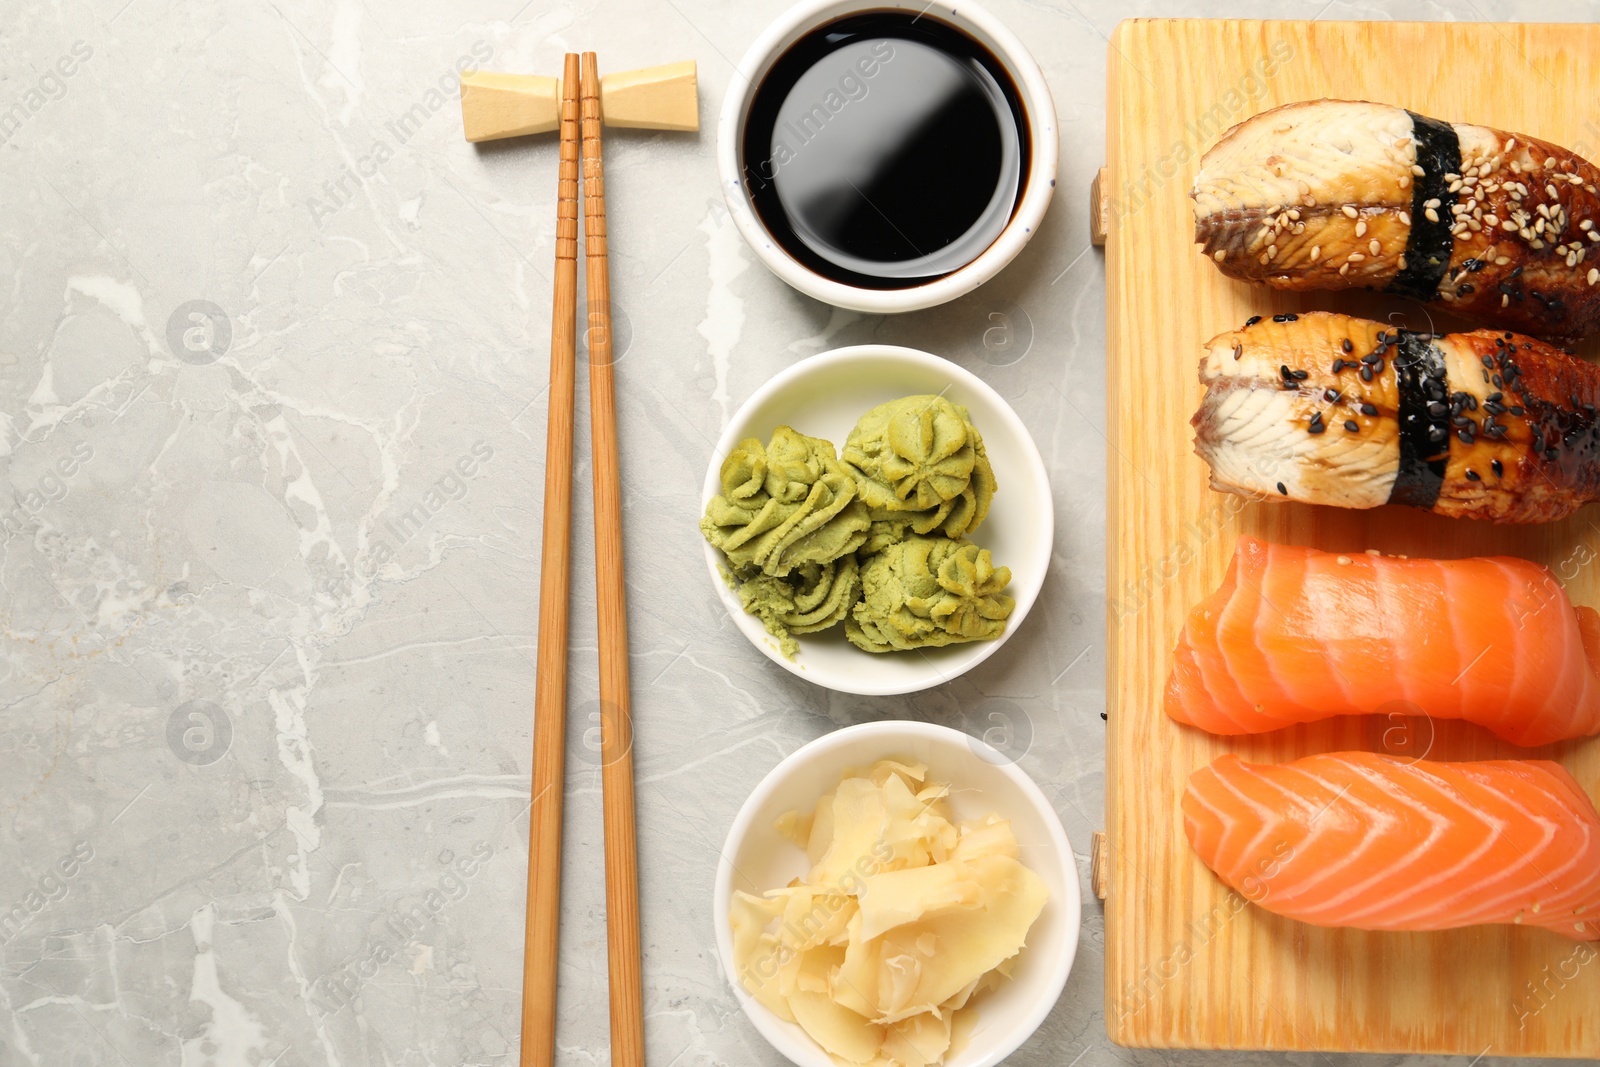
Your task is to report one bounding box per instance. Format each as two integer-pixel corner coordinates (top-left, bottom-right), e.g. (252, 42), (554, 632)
(717, 0), (1059, 313)
(700, 345), (1052, 695)
(713, 721), (1081, 1067)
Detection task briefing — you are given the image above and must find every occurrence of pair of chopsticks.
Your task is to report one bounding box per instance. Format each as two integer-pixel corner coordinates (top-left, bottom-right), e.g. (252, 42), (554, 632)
(525, 52), (643, 1067)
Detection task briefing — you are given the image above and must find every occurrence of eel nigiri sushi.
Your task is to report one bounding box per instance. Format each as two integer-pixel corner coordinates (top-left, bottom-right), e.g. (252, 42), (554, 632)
(1184, 752), (1600, 940)
(1192, 99), (1600, 345)
(1166, 537), (1600, 747)
(1194, 311), (1600, 523)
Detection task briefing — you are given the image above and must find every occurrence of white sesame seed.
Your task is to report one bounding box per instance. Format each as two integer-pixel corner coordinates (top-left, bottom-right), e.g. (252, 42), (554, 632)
(1214, 249), (1226, 261)
(1336, 555), (1352, 565)
(1425, 208), (1440, 223)
(1339, 263), (1350, 276)
(1424, 197), (1441, 209)
(1503, 293), (1511, 306)
(1398, 175), (1411, 190)
(1496, 256), (1511, 265)
(1549, 183), (1561, 199)
(1258, 251), (1270, 265)
(1587, 268), (1597, 285)
(1505, 138), (1516, 152)
(1348, 253), (1365, 262)
(1412, 164), (1426, 176)
(1397, 254), (1407, 269)
(1449, 180), (1463, 193)
(1468, 219), (1482, 232)
(1583, 219), (1594, 231)
(1355, 220), (1367, 237)
(1399, 211), (1411, 225)
(1296, 179), (1311, 195)
(1293, 222), (1306, 234)
(1370, 239), (1381, 255)
(1589, 231), (1600, 242)
(1310, 245), (1321, 261)
(1505, 220), (1520, 232)
(1485, 214), (1499, 226)
(1342, 205), (1359, 218)
(1289, 209), (1301, 220)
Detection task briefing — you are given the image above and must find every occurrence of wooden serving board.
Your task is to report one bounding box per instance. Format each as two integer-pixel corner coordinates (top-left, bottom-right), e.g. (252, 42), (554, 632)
(1104, 19), (1600, 1057)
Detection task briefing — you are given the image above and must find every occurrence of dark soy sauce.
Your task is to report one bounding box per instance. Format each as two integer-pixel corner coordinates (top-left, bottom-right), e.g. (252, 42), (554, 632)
(741, 12), (1029, 289)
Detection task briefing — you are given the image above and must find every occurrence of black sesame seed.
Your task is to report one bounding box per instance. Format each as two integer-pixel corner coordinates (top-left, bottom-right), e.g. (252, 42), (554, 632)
(1341, 338), (1354, 353)
(1482, 355), (1495, 369)
(1492, 374), (1503, 388)
(1485, 401), (1506, 416)
(1373, 359), (1385, 376)
(1233, 343), (1244, 360)
(1277, 481), (1288, 495)
(1362, 350), (1382, 364)
(1510, 406), (1525, 416)
(1492, 458), (1504, 477)
(1246, 316), (1262, 327)
(1465, 469), (1481, 481)
(1430, 425), (1448, 442)
(1546, 447), (1560, 459)
(1344, 419), (1359, 432)
(1324, 388), (1340, 402)
(1360, 364), (1374, 382)
(1425, 379), (1446, 400)
(1458, 427), (1475, 444)
(1291, 368), (1310, 380)
(1308, 414), (1326, 434)
(1487, 392), (1503, 403)
(1273, 313), (1299, 322)
(1280, 364), (1294, 380)
(1331, 359), (1346, 373)
(1427, 401), (1447, 418)
(1360, 402), (1378, 416)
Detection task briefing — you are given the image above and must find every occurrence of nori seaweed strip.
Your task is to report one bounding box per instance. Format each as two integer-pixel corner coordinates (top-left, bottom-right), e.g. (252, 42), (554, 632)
(1386, 112), (1461, 302)
(1388, 330), (1451, 508)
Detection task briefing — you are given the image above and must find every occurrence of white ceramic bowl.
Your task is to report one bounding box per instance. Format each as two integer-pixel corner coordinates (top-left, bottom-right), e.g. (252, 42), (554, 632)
(716, 0), (1059, 313)
(713, 721), (1080, 1067)
(700, 345), (1052, 695)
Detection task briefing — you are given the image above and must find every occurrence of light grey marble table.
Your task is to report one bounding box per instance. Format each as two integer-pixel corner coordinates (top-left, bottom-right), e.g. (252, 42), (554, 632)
(2, 1), (1595, 1065)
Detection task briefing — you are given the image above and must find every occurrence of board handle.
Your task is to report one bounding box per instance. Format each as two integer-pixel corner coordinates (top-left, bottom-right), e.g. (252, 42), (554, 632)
(1090, 166), (1109, 247)
(1091, 830), (1108, 901)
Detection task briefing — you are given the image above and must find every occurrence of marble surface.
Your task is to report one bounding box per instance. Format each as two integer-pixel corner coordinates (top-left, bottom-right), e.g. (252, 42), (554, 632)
(1, 1), (1596, 1065)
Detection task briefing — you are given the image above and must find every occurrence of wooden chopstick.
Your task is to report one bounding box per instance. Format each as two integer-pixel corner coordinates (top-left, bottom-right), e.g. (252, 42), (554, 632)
(521, 51), (581, 1067)
(579, 49), (647, 1067)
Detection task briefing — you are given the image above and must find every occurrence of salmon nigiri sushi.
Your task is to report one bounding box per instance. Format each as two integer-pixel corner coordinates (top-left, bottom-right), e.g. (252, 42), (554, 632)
(1184, 752), (1600, 940)
(1166, 537), (1600, 747)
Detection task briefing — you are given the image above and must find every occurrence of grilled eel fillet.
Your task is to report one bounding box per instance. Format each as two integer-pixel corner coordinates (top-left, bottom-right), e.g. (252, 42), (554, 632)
(1193, 311), (1600, 523)
(1193, 100), (1600, 346)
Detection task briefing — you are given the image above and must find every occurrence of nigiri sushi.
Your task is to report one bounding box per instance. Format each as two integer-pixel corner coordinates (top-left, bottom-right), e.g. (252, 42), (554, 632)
(1192, 99), (1600, 344)
(1193, 311), (1600, 523)
(1184, 752), (1600, 940)
(1166, 537), (1600, 747)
